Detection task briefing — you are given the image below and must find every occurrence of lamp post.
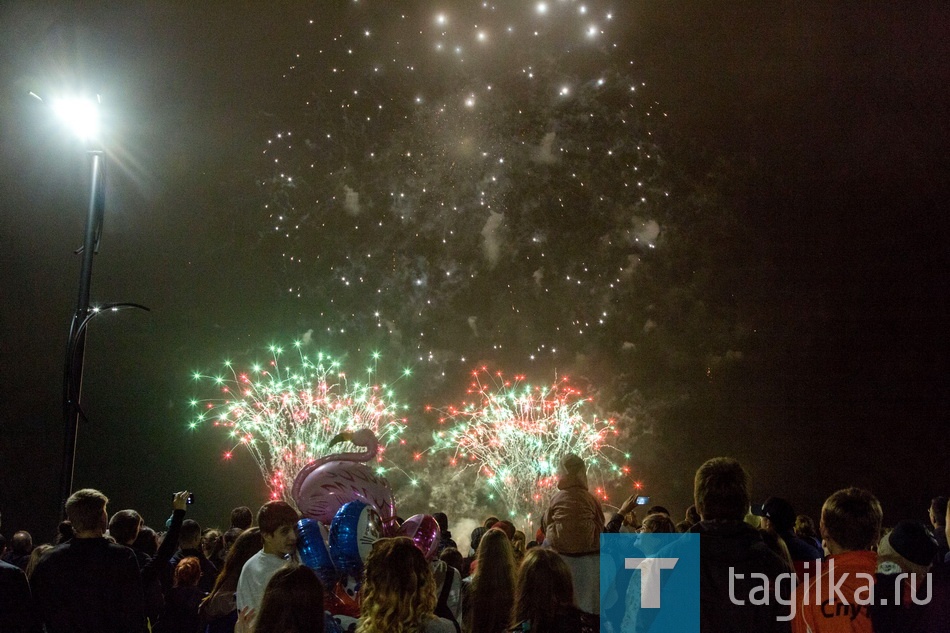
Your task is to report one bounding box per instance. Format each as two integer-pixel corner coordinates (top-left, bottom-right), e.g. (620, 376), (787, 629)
(41, 95), (148, 512)
(60, 145), (105, 512)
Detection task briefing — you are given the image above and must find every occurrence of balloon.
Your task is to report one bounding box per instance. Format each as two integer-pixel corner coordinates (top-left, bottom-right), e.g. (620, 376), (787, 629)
(382, 520), (400, 538)
(325, 581), (360, 618)
(292, 430), (396, 526)
(295, 461), (395, 525)
(329, 500), (383, 578)
(340, 572), (362, 604)
(296, 519), (338, 589)
(396, 514), (441, 561)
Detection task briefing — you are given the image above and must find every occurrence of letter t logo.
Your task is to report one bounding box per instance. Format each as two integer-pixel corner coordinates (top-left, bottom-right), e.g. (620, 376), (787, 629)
(625, 558), (679, 608)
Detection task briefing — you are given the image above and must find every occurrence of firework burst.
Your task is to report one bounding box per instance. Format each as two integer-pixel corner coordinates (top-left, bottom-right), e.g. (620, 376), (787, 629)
(430, 367), (629, 522)
(190, 344), (408, 501)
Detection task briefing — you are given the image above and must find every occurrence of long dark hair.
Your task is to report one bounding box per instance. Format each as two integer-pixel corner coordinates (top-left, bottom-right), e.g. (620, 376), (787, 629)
(202, 527), (262, 602)
(468, 529), (516, 633)
(514, 548), (575, 631)
(254, 565), (325, 633)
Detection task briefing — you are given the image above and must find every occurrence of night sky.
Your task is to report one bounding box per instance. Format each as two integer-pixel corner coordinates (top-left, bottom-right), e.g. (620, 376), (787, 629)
(0, 1), (947, 541)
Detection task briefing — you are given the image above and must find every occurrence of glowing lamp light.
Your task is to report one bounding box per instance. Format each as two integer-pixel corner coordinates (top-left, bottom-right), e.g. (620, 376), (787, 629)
(51, 97), (100, 141)
(536, 2), (548, 14)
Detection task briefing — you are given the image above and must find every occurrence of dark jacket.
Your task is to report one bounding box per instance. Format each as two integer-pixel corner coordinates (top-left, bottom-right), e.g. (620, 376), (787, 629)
(1, 551), (31, 571)
(778, 530), (823, 578)
(919, 562), (950, 632)
(780, 531), (822, 562)
(871, 562), (950, 633)
(511, 606), (598, 633)
(932, 525), (949, 566)
(0, 559), (41, 633)
(438, 531), (458, 555)
(144, 510), (185, 582)
(137, 509), (187, 625)
(168, 547), (217, 595)
(153, 585), (204, 633)
(690, 521), (792, 633)
(31, 537), (147, 633)
(604, 513), (625, 533)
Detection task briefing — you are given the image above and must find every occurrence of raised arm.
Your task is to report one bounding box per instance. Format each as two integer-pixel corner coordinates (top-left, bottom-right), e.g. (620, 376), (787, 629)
(605, 494), (639, 533)
(142, 491), (190, 586)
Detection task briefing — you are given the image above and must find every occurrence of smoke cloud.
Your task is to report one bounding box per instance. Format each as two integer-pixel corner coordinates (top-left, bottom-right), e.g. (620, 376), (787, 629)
(343, 185), (361, 215)
(481, 211), (505, 267)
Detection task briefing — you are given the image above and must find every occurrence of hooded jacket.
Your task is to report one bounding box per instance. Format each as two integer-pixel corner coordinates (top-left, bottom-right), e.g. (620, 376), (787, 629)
(542, 454), (605, 555)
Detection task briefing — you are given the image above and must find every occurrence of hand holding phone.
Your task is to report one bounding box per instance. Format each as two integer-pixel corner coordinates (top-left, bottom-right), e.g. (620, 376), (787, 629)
(618, 494), (639, 515)
(172, 491), (192, 511)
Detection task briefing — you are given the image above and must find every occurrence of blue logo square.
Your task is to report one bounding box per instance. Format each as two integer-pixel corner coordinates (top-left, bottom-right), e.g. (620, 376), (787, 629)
(601, 533), (700, 633)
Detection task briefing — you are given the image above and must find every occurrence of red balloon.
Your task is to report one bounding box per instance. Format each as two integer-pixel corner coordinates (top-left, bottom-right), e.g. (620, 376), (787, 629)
(395, 514), (441, 560)
(325, 581), (360, 618)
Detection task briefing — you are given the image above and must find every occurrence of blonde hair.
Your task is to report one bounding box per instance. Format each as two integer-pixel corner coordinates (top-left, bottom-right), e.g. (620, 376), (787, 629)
(357, 537), (437, 633)
(512, 530), (526, 561)
(65, 488), (109, 533)
(820, 487), (882, 551)
(26, 544), (53, 580)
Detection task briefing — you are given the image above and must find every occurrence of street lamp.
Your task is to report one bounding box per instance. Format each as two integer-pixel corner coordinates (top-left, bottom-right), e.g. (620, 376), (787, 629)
(36, 93), (149, 511)
(50, 97), (100, 142)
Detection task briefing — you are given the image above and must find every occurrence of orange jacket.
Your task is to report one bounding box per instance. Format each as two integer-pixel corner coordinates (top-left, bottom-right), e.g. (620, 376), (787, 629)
(792, 550), (877, 633)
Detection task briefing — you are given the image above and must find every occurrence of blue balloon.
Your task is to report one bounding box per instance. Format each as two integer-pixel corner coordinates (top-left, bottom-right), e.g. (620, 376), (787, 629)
(329, 500), (382, 578)
(296, 518), (338, 588)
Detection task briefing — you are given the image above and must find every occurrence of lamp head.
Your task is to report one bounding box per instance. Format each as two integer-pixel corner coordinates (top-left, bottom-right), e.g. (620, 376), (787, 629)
(50, 96), (100, 142)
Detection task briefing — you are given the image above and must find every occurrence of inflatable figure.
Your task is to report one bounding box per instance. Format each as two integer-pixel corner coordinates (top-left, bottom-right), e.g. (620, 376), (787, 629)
(296, 518), (337, 588)
(291, 429), (396, 529)
(396, 514), (441, 561)
(329, 500), (383, 578)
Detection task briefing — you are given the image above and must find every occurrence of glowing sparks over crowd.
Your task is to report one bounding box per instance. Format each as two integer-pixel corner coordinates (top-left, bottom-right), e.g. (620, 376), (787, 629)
(189, 344), (408, 501)
(258, 0), (669, 372)
(192, 1), (727, 510)
(430, 368), (629, 520)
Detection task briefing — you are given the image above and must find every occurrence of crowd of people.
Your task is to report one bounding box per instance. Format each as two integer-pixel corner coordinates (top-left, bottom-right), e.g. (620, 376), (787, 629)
(1, 454), (948, 632)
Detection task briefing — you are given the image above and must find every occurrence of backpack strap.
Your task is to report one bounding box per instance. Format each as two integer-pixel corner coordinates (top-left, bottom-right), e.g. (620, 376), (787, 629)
(434, 568), (461, 633)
